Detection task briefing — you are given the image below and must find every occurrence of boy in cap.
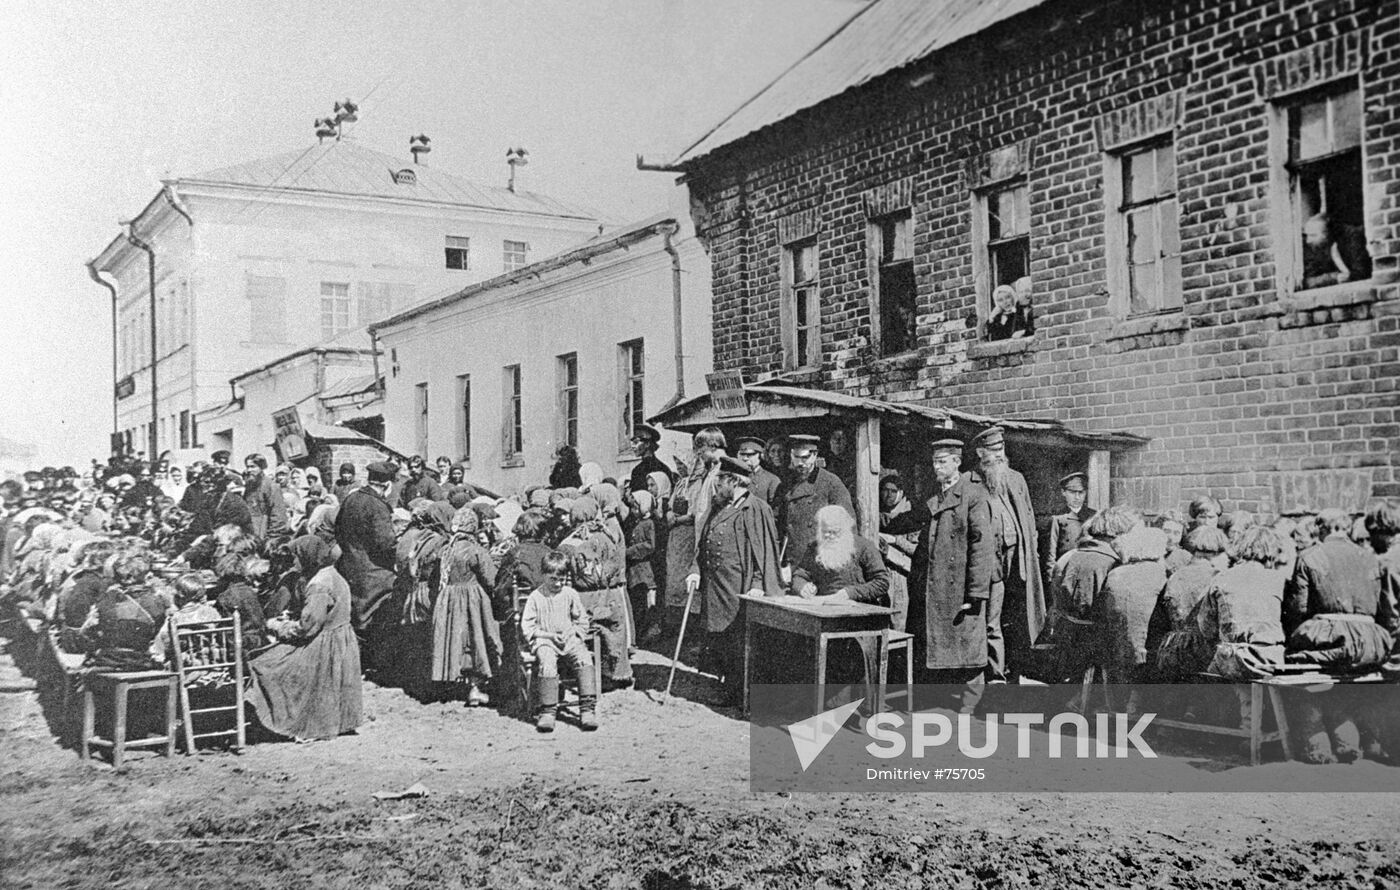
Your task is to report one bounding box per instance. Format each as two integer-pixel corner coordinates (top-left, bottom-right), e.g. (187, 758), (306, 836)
(627, 423), (675, 494)
(1044, 472), (1094, 582)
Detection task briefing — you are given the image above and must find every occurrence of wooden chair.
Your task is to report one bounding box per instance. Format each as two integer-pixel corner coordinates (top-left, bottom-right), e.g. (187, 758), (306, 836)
(168, 614), (246, 753)
(81, 670), (179, 769)
(514, 585), (603, 721)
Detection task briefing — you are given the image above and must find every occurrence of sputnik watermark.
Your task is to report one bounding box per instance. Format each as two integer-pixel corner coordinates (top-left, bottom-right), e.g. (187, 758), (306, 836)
(785, 699), (1156, 773)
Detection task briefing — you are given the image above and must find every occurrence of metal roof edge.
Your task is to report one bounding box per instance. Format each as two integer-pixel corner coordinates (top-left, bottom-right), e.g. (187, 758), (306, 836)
(369, 217), (680, 334)
(229, 345), (379, 387)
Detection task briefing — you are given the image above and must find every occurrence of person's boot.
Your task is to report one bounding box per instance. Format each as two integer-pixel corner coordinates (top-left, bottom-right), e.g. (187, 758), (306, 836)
(578, 665), (599, 731)
(535, 676), (559, 733)
(1330, 719), (1361, 764)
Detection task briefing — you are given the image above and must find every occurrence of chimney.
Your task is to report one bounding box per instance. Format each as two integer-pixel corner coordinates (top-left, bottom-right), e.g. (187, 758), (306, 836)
(409, 134), (431, 164)
(506, 146), (529, 192)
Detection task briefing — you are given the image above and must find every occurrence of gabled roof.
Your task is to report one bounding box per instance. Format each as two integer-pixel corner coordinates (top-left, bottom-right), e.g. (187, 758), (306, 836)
(673, 0), (1048, 166)
(178, 139), (598, 221)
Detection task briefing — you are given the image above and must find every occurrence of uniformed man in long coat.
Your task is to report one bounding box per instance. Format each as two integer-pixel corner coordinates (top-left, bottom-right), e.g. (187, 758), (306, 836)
(1044, 472), (1094, 583)
(627, 423), (676, 493)
(968, 427), (1046, 683)
(735, 436), (781, 507)
(883, 439), (996, 714)
(686, 456), (783, 704)
(776, 434), (854, 564)
(336, 460), (399, 671)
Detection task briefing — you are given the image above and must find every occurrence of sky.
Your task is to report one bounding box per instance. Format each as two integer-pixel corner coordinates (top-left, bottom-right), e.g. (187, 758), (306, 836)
(0, 0), (859, 466)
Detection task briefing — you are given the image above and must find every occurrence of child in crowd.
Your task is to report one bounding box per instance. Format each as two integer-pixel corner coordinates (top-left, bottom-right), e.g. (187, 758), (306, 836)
(520, 550), (597, 733)
(150, 572), (221, 665)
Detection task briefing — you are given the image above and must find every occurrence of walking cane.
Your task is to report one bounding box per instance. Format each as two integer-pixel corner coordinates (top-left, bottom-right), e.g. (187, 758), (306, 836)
(662, 580), (700, 703)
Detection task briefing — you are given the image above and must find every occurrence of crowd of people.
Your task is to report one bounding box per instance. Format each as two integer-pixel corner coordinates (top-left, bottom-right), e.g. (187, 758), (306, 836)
(1, 423), (1397, 759)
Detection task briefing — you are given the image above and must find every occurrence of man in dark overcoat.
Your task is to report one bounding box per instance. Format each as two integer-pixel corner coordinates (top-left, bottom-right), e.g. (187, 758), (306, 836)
(969, 426), (1046, 683)
(735, 436), (781, 507)
(336, 460), (399, 671)
(627, 423), (676, 493)
(776, 434), (853, 564)
(686, 456), (783, 704)
(883, 439), (996, 713)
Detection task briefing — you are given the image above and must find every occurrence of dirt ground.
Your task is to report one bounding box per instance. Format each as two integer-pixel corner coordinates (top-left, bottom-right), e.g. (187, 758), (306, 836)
(4, 632), (1400, 890)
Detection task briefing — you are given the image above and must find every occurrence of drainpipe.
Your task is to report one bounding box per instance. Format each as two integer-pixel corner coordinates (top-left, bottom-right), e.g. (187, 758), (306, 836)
(124, 228), (159, 459)
(659, 220), (685, 410)
(369, 330), (385, 396)
(86, 261), (119, 440)
(162, 184), (193, 227)
(314, 349), (328, 424)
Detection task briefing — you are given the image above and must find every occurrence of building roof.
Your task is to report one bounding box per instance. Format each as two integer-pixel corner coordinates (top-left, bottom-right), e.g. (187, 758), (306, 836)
(229, 346), (377, 387)
(672, 0), (1048, 166)
(369, 214), (679, 334)
(649, 382), (1148, 451)
(179, 139), (598, 220)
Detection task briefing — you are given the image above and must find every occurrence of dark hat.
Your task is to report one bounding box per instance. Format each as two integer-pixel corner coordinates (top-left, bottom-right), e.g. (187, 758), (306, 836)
(930, 438), (964, 454)
(734, 436), (766, 454)
(1059, 472), (1088, 490)
(717, 456), (752, 478)
(211, 450), (231, 463)
(367, 460), (397, 482)
(971, 427), (1005, 449)
(631, 423), (661, 443)
(788, 434), (821, 452)
(338, 462), (355, 474)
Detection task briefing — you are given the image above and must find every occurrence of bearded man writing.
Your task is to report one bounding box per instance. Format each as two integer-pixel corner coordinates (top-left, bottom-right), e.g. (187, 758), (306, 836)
(792, 505), (889, 605)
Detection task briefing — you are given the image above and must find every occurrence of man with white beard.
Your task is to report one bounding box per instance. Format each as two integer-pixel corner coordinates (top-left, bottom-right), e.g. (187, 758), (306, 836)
(792, 505), (889, 604)
(968, 427), (1046, 684)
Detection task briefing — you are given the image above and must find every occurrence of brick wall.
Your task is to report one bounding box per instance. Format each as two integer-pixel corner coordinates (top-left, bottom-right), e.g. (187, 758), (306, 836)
(685, 0), (1399, 516)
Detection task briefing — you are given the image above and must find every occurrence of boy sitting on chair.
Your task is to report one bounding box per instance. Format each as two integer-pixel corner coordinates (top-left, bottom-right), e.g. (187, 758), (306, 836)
(521, 550), (598, 733)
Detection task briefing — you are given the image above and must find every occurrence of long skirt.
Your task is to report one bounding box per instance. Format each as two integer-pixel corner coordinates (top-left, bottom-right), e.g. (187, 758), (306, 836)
(664, 523), (697, 610)
(431, 579), (502, 684)
(248, 625), (362, 740)
(578, 586), (633, 684)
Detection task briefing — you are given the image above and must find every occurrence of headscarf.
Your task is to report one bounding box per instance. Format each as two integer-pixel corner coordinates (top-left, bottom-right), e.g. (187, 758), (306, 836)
(19, 522), (60, 556)
(592, 482), (622, 517)
(290, 535), (336, 574)
(632, 490), (654, 516)
(528, 487), (552, 509)
(570, 496), (600, 526)
(494, 500), (524, 540)
(417, 501), (457, 534)
(447, 488), (471, 509)
(451, 506), (479, 536)
(579, 462), (605, 491)
(161, 464), (188, 502)
(646, 471), (672, 502)
(307, 503), (339, 542)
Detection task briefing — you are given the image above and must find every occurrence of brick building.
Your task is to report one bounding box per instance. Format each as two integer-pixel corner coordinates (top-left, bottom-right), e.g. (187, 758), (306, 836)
(664, 0), (1398, 519)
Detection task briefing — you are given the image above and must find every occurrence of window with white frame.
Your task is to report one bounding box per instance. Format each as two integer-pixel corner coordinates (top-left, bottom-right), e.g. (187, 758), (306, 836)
(1108, 140), (1182, 316)
(984, 182), (1030, 300)
(872, 210), (916, 354)
(319, 281), (351, 340)
(247, 274), (287, 344)
(503, 240), (528, 272)
(456, 374), (471, 464)
(557, 352), (579, 449)
(503, 365), (523, 460)
(784, 240), (820, 369)
(445, 235), (470, 270)
(415, 382), (429, 457)
(1285, 84), (1370, 290)
(618, 340), (644, 450)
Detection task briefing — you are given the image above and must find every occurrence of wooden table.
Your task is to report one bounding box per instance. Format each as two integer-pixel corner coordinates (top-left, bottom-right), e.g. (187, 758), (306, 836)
(740, 594), (894, 715)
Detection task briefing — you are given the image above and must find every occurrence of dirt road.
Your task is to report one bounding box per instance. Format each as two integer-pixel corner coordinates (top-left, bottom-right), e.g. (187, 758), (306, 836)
(3, 636), (1399, 889)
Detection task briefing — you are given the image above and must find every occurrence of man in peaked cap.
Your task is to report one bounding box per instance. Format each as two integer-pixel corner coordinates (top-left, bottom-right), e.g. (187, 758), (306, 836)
(686, 455), (783, 705)
(776, 434), (854, 566)
(969, 426), (1045, 685)
(883, 437), (996, 713)
(336, 459), (399, 674)
(627, 423), (675, 494)
(1044, 472), (1095, 581)
(735, 436), (781, 507)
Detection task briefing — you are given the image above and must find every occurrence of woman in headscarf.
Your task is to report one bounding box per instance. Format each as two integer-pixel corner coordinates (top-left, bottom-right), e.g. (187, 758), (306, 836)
(432, 507), (501, 706)
(306, 503), (339, 546)
(248, 535), (363, 741)
(560, 496), (632, 687)
(81, 552), (171, 671)
(161, 464), (188, 504)
(390, 500), (454, 695)
(641, 472), (672, 641)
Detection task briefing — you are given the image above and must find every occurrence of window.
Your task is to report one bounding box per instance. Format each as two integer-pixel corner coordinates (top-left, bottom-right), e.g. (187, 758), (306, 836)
(872, 210), (916, 354)
(557, 353), (579, 449)
(1286, 85), (1370, 290)
(618, 339), (644, 449)
(503, 240), (528, 272)
(319, 281), (351, 340)
(456, 374), (471, 463)
(445, 235), (470, 270)
(984, 182), (1030, 299)
(247, 275), (286, 344)
(1106, 140), (1182, 316)
(179, 410), (190, 450)
(784, 240), (820, 369)
(415, 382), (429, 457)
(503, 364), (523, 460)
